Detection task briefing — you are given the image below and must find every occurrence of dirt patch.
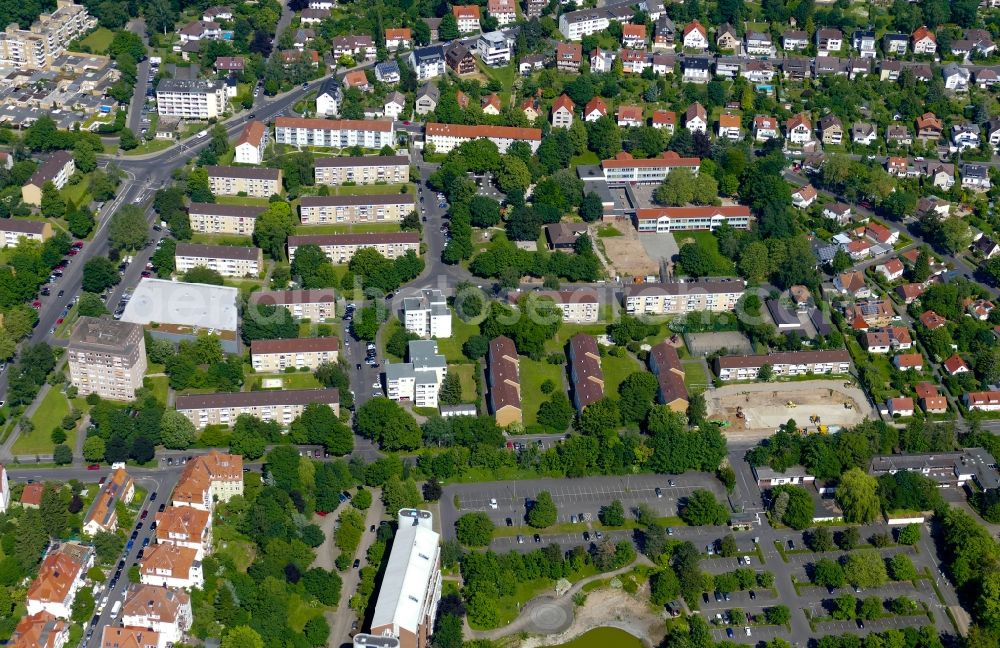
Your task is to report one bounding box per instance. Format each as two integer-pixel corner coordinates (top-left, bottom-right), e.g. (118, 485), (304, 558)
(598, 220), (659, 278)
(519, 588), (666, 648)
(706, 380), (876, 437)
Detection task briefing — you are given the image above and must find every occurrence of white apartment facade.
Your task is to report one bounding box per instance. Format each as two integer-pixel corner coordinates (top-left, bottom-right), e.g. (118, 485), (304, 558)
(403, 290), (451, 338)
(386, 340), (447, 408)
(314, 155), (409, 185)
(175, 389), (341, 428)
(234, 121), (268, 165)
(714, 350), (852, 381)
(298, 194), (415, 224)
(274, 117), (394, 149)
(174, 243), (262, 278)
(0, 0), (96, 70)
(67, 317), (147, 401)
(187, 203), (265, 236)
(424, 123), (542, 154)
(624, 280), (746, 315)
(250, 337), (340, 372)
(248, 289), (337, 321)
(205, 165), (282, 198)
(156, 79), (227, 119)
(288, 232), (420, 264)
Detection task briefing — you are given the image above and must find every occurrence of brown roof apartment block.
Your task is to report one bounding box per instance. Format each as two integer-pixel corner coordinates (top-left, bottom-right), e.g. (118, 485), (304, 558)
(648, 342), (688, 412)
(237, 120), (266, 148)
(140, 544), (199, 580)
(27, 551), (86, 607)
(251, 337), (340, 355)
(205, 165), (280, 181)
(487, 336), (521, 425)
(84, 468), (133, 532)
(100, 626), (161, 648)
(172, 451), (243, 508)
(175, 388), (340, 411)
(315, 154), (409, 168)
(568, 334), (604, 410)
(27, 150), (73, 187)
(156, 505), (210, 545)
(174, 243), (263, 261)
(0, 219), (49, 235)
(298, 194), (413, 208)
(121, 584), (190, 624)
(715, 349), (852, 369)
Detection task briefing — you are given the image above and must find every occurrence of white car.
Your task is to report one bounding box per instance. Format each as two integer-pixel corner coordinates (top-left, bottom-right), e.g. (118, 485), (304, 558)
(371, 381), (381, 389)
(745, 627), (751, 637)
(489, 498), (498, 509)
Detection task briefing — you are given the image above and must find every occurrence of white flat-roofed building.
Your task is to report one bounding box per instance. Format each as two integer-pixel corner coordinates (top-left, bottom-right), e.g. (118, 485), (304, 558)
(386, 340), (447, 407)
(476, 30), (511, 66)
(187, 202), (265, 236)
(403, 290), (451, 338)
(206, 165), (282, 198)
(588, 151), (700, 185)
(714, 349), (852, 381)
(288, 232), (420, 264)
(175, 388), (340, 428)
(251, 337), (340, 372)
(634, 205), (753, 233)
(314, 155), (409, 185)
(249, 289), (336, 321)
(274, 117), (394, 149)
(298, 194), (415, 224)
(558, 1), (634, 40)
(120, 279), (238, 338)
(366, 509), (441, 648)
(424, 123), (541, 154)
(623, 280), (746, 315)
(156, 78), (227, 119)
(0, 0), (96, 70)
(68, 317), (147, 401)
(174, 243), (263, 277)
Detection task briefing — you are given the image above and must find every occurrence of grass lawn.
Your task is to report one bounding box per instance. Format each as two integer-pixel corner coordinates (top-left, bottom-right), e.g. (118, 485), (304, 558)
(476, 61), (517, 102)
(14, 388), (72, 455)
(80, 27), (114, 53)
(190, 233), (254, 246)
(61, 178), (91, 208)
(246, 372), (322, 390)
(597, 224), (622, 237)
(521, 357), (566, 426)
(214, 524), (257, 571)
(294, 222), (403, 235)
(570, 151), (600, 166)
(601, 352), (641, 396)
(53, 302), (80, 339)
(672, 230), (737, 275)
(216, 195), (272, 206)
(326, 183), (413, 196)
(287, 593), (328, 631)
(223, 278), (265, 297)
(146, 375), (170, 405)
(681, 359), (710, 394)
(436, 314), (480, 364)
(124, 139), (173, 156)
(448, 364), (477, 402)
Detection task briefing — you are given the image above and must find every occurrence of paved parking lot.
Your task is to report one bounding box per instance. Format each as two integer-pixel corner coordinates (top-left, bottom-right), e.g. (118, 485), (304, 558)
(440, 473), (727, 537)
(815, 614), (931, 636)
(711, 622), (786, 645)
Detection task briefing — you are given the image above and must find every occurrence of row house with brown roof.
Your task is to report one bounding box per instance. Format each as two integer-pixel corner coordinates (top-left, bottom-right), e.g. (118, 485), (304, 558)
(487, 336), (521, 427)
(568, 334), (604, 411)
(139, 544), (203, 589)
(648, 342), (688, 412)
(171, 451), (244, 511)
(26, 542), (95, 619)
(424, 123), (542, 154)
(83, 468), (134, 535)
(175, 389), (340, 429)
(314, 154), (409, 186)
(250, 337), (339, 372)
(121, 585), (192, 647)
(864, 326), (912, 353)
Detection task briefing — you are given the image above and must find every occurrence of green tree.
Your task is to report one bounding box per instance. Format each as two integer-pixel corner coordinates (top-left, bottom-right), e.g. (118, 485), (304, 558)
(537, 392), (573, 430)
(241, 304), (298, 344)
(220, 627), (264, 648)
(580, 192), (604, 222)
(303, 567), (342, 605)
(439, 373), (463, 406)
(83, 435), (106, 462)
(77, 292), (109, 318)
(71, 587), (95, 623)
(356, 397), (421, 451)
(73, 140), (98, 173)
(39, 483), (67, 538)
(577, 398), (620, 435)
(160, 410), (196, 449)
(836, 467), (881, 523)
(897, 524), (920, 545)
(679, 489), (729, 526)
(813, 558), (845, 589)
(67, 207), (96, 237)
(438, 12), (459, 40)
(765, 605), (790, 625)
(183, 266), (225, 285)
(118, 128), (138, 150)
(40, 182), (66, 218)
(108, 205), (149, 251)
(832, 593), (857, 620)
(527, 491), (557, 528)
(82, 257), (121, 293)
(351, 306), (381, 340)
(739, 241), (771, 283)
(719, 534), (738, 557)
(253, 201), (295, 260)
(599, 499), (626, 527)
(888, 554), (917, 581)
(618, 372), (659, 424)
(858, 596), (883, 620)
(53, 444), (72, 465)
(808, 527), (835, 552)
(303, 616), (330, 646)
(677, 243), (713, 277)
(844, 549), (889, 588)
(455, 512), (494, 546)
(14, 508), (47, 570)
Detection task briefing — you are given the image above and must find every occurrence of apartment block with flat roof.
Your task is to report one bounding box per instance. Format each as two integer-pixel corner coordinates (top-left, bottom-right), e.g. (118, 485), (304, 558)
(250, 337), (340, 372)
(206, 165), (282, 197)
(314, 155), (410, 185)
(0, 0), (96, 70)
(714, 350), (852, 381)
(403, 290), (451, 338)
(249, 289), (337, 320)
(156, 78), (227, 119)
(299, 194), (414, 224)
(623, 280), (746, 315)
(187, 202), (265, 236)
(175, 389), (340, 428)
(386, 340), (447, 408)
(67, 317), (147, 401)
(174, 243), (263, 277)
(288, 232), (420, 264)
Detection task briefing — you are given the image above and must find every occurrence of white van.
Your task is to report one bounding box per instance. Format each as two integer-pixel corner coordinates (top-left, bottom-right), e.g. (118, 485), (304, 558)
(110, 600), (122, 618)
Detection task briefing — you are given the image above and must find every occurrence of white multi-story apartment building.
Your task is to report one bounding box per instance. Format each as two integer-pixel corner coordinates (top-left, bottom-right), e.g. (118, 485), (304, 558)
(139, 545), (204, 589)
(0, 0), (96, 70)
(634, 205), (754, 233)
(452, 5), (481, 32)
(714, 350), (852, 381)
(250, 337), (340, 372)
(155, 506), (211, 559)
(487, 0), (516, 24)
(274, 117), (394, 149)
(424, 123), (542, 154)
(314, 155), (409, 185)
(248, 289), (337, 321)
(386, 340), (447, 408)
(206, 165), (282, 198)
(476, 30), (511, 66)
(156, 79), (227, 119)
(171, 451), (244, 511)
(121, 585), (192, 647)
(234, 121), (268, 165)
(558, 1), (634, 40)
(174, 243), (263, 278)
(187, 203), (265, 236)
(409, 45), (446, 81)
(403, 290), (451, 338)
(299, 195), (414, 224)
(68, 317), (147, 401)
(623, 280), (746, 315)
(0, 219), (52, 247)
(526, 290), (600, 323)
(175, 389), (340, 428)
(26, 542), (94, 619)
(288, 232), (420, 264)
(587, 151), (700, 185)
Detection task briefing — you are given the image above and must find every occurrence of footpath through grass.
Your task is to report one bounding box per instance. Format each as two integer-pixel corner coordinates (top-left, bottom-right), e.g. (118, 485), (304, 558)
(13, 388), (72, 455)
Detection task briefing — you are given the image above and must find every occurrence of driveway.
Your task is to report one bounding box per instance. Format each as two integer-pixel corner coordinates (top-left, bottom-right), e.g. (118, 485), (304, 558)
(329, 490), (383, 646)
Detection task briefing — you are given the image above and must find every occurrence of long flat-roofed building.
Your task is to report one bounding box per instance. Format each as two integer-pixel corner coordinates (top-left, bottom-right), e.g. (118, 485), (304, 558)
(648, 342), (688, 412)
(249, 289), (337, 320)
(156, 78), (227, 119)
(590, 151), (700, 185)
(0, 0), (96, 70)
(315, 155), (410, 185)
(188, 202), (265, 235)
(364, 509), (441, 648)
(250, 337), (340, 372)
(0, 219), (53, 247)
(533, 290), (600, 323)
(623, 279), (746, 315)
(487, 336), (521, 426)
(714, 349), (852, 381)
(174, 243), (263, 278)
(120, 279), (239, 352)
(424, 123), (542, 153)
(634, 205), (754, 233)
(288, 232), (420, 264)
(175, 388), (340, 428)
(68, 317), (147, 401)
(172, 451), (243, 510)
(299, 194), (415, 224)
(559, 0), (634, 39)
(206, 165), (282, 197)
(274, 117), (394, 149)
(568, 333), (604, 411)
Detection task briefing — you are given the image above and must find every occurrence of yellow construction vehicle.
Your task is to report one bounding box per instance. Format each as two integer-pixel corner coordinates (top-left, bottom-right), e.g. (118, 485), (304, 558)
(785, 401), (797, 408)
(818, 425), (829, 434)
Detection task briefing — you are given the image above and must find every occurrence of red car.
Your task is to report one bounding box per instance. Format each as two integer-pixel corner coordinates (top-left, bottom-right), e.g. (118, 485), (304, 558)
(87, 464), (100, 470)
(31, 300), (41, 309)
(56, 318), (64, 325)
(141, 271), (152, 277)
(72, 241), (84, 249)
(67, 249), (78, 256)
(140, 510), (148, 519)
(99, 476), (106, 485)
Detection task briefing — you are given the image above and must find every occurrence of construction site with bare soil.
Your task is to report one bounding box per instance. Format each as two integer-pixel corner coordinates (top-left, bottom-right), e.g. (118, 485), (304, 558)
(705, 380), (877, 440)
